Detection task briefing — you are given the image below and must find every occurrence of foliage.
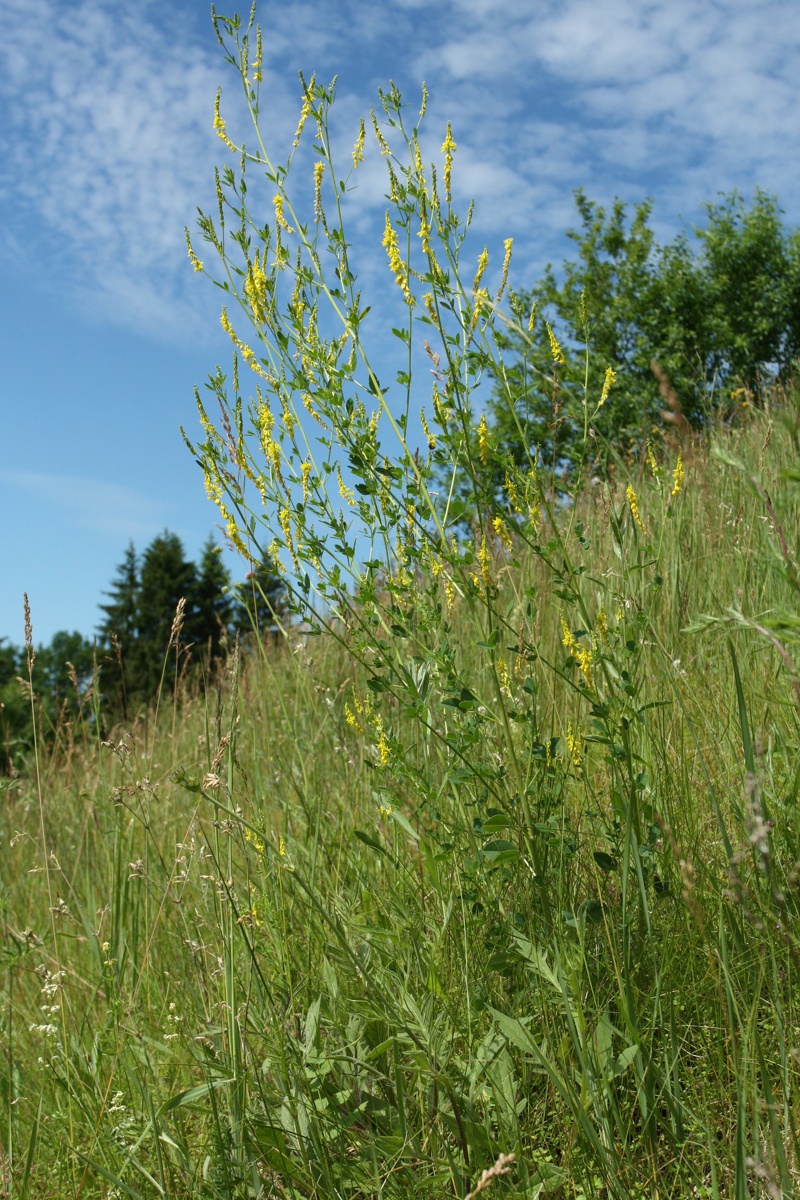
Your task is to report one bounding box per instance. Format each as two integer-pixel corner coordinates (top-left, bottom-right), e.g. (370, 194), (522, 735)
(3, 10), (800, 1199)
(480, 187), (800, 485)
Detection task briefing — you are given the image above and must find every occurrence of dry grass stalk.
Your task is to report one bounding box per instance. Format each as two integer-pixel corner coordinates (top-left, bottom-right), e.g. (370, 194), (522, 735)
(464, 1153), (517, 1200)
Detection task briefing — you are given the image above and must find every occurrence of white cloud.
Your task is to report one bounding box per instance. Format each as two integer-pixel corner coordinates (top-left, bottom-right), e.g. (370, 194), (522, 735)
(0, 469), (170, 539)
(0, 0), (797, 347)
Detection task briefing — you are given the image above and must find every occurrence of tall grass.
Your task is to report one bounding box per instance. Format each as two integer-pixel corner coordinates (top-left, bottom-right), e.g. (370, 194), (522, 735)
(4, 10), (800, 1195)
(1, 408), (799, 1198)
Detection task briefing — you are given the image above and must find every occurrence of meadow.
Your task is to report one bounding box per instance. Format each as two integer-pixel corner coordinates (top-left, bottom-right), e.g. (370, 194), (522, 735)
(3, 403), (800, 1199)
(4, 10), (800, 1196)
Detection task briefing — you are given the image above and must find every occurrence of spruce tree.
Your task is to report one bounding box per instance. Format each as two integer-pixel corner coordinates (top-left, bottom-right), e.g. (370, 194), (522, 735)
(136, 531), (198, 697)
(98, 542), (142, 712)
(193, 536), (233, 661)
(233, 553), (287, 640)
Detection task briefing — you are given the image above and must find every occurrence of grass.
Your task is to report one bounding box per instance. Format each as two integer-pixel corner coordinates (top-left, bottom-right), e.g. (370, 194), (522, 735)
(1, 405), (800, 1198)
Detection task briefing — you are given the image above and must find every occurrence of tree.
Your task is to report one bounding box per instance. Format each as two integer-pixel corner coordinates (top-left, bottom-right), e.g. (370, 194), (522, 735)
(37, 631), (96, 718)
(233, 553), (288, 640)
(481, 187), (800, 487)
(98, 542), (142, 713)
(192, 535), (234, 661)
(136, 531), (198, 697)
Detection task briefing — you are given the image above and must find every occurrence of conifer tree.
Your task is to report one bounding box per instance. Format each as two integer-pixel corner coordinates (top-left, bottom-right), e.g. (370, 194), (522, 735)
(98, 541), (142, 712)
(136, 531), (198, 696)
(193, 535), (233, 661)
(233, 553), (287, 640)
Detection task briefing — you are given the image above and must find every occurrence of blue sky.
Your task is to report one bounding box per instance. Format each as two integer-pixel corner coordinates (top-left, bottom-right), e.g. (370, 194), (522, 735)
(2, 0), (799, 647)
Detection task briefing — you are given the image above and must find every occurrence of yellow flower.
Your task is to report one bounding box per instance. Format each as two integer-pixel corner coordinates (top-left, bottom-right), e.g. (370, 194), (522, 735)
(352, 116), (365, 167)
(441, 122), (456, 204)
(626, 483), (645, 532)
(420, 409), (436, 450)
(473, 247), (489, 294)
(184, 229), (203, 273)
(337, 465), (356, 506)
(527, 299), (537, 332)
(478, 413), (490, 465)
(213, 88), (235, 150)
(382, 212), (413, 305)
(301, 459), (312, 505)
(496, 238), (512, 301)
(492, 515), (513, 552)
(546, 322), (565, 366)
(671, 452), (684, 498)
(600, 366), (616, 406)
(293, 75), (316, 147)
(370, 108), (391, 156)
(561, 618), (578, 655)
(565, 723), (582, 768)
(273, 194), (294, 235)
(313, 161), (325, 223)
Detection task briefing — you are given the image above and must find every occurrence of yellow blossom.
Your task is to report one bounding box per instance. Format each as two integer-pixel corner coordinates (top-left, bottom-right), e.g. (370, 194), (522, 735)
(371, 108), (391, 156)
(546, 322), (565, 366)
(496, 238), (513, 301)
(441, 122), (456, 204)
(293, 75), (316, 147)
(382, 212), (413, 305)
(313, 161), (325, 223)
(352, 116), (365, 167)
(213, 88), (235, 151)
(561, 619), (578, 654)
(600, 366), (616, 406)
(493, 515), (513, 552)
(478, 413), (490, 465)
(337, 465), (356, 506)
(671, 452), (684, 498)
(253, 27), (263, 83)
(626, 483), (646, 532)
(478, 535), (491, 585)
(565, 723), (583, 768)
(420, 409), (436, 450)
(527, 299), (537, 332)
(184, 229), (203, 273)
(596, 607), (609, 644)
(301, 459), (312, 504)
(473, 247), (489, 294)
(273, 194), (294, 235)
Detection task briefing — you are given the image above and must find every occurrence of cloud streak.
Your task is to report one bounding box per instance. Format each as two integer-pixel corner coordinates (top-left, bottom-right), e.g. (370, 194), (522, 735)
(1, 0), (798, 347)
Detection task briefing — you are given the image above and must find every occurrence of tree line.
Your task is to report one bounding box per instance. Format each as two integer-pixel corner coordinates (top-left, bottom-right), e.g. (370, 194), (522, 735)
(0, 531), (285, 770)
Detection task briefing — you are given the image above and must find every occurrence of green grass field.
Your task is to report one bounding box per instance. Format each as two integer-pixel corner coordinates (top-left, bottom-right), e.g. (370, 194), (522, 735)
(3, 404), (800, 1199)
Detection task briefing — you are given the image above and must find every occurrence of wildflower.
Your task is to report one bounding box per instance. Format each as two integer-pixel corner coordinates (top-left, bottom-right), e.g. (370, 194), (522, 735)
(419, 82), (429, 120)
(671, 452), (684, 498)
(213, 88), (235, 150)
(375, 717), (391, 766)
(253, 26), (263, 83)
(492, 515), (513, 552)
(379, 804), (394, 817)
(496, 239), (513, 301)
(293, 75), (316, 147)
(273, 194), (294, 235)
(473, 247), (489, 294)
(382, 213), (413, 305)
(478, 413), (490, 465)
(546, 322), (565, 366)
(626, 483), (646, 532)
(497, 656), (512, 700)
(184, 229), (203, 273)
(561, 619), (578, 655)
(600, 366), (616, 407)
(313, 161), (325, 223)
(352, 116), (365, 167)
(478, 535), (491, 585)
(595, 607), (609, 644)
(645, 440), (659, 478)
(565, 724), (582, 768)
(441, 122), (456, 203)
(371, 108), (391, 156)
(337, 465), (356, 506)
(301, 459), (312, 504)
(420, 409), (436, 450)
(527, 299), (536, 332)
